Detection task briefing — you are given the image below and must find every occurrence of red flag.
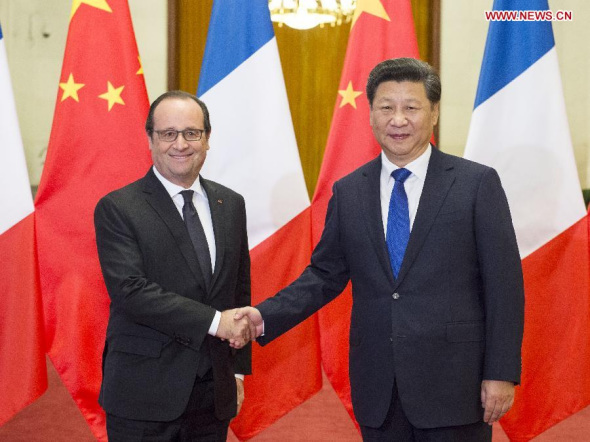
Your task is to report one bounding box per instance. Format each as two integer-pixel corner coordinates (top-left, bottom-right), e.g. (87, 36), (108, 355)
(0, 23), (47, 425)
(34, 1), (151, 439)
(312, 0), (420, 425)
(503, 217), (590, 441)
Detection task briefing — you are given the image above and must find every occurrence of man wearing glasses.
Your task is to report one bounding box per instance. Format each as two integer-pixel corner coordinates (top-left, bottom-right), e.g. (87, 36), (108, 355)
(94, 90), (253, 441)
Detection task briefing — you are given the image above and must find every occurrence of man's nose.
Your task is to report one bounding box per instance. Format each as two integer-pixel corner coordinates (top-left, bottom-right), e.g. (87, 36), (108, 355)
(175, 132), (190, 148)
(389, 110), (408, 126)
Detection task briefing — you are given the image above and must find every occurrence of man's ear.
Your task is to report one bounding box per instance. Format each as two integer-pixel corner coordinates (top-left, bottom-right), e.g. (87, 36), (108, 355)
(431, 102), (440, 126)
(203, 132), (211, 151)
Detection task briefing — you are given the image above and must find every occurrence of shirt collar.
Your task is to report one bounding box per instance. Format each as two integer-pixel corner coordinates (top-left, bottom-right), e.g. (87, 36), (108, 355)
(152, 166), (204, 198)
(381, 144), (432, 182)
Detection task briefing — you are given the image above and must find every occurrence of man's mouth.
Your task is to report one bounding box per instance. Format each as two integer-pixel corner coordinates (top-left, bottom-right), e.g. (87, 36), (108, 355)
(388, 133), (410, 140)
(170, 153), (193, 160)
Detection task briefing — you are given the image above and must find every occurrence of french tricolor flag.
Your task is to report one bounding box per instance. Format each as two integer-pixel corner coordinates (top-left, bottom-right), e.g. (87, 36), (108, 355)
(464, 0), (590, 439)
(197, 2), (320, 439)
(0, 23), (47, 426)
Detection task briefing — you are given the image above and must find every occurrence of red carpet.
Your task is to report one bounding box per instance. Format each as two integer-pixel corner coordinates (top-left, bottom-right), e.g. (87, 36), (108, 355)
(1, 358), (588, 441)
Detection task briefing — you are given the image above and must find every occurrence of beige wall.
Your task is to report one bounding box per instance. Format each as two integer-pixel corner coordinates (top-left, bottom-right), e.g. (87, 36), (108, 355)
(0, 0), (167, 185)
(2, 1), (589, 188)
(440, 0), (590, 188)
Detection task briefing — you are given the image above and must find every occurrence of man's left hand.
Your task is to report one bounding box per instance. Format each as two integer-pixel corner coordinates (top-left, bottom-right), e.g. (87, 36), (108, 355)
(481, 380), (515, 425)
(236, 378), (245, 415)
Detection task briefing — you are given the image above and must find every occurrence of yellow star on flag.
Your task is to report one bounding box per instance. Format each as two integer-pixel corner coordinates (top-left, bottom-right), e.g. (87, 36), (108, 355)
(59, 73), (85, 102)
(352, 0), (390, 28)
(338, 81), (363, 109)
(71, 0), (112, 20)
(99, 81), (125, 111)
(136, 56), (144, 75)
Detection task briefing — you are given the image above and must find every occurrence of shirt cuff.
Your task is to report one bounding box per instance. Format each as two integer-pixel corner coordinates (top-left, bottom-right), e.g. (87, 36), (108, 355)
(208, 310), (221, 336)
(235, 374), (244, 380)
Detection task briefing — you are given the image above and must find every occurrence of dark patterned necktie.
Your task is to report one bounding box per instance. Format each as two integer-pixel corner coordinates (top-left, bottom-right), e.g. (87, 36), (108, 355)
(180, 190), (212, 287)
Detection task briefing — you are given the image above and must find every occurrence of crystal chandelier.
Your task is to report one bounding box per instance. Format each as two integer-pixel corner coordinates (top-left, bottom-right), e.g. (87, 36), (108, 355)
(268, 0), (357, 30)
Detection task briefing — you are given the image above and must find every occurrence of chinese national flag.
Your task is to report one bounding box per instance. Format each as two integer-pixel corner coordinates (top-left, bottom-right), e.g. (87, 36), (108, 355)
(34, 1), (151, 439)
(312, 0), (420, 425)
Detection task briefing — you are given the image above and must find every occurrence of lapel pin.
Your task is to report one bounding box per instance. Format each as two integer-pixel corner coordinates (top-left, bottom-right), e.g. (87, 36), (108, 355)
(217, 199), (223, 204)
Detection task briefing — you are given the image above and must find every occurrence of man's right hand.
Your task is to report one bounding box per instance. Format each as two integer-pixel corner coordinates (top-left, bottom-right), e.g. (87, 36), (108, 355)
(216, 308), (255, 348)
(233, 307), (263, 348)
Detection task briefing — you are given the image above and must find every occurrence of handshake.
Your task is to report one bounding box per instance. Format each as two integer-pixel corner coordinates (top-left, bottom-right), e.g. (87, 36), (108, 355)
(215, 307), (263, 349)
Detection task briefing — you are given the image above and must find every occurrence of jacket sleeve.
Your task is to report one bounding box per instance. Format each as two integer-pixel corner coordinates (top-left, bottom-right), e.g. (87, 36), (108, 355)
(257, 182), (350, 344)
(475, 167), (525, 384)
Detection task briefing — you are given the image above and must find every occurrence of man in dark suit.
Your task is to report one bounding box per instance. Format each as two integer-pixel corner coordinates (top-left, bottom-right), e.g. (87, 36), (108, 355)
(95, 90), (253, 441)
(235, 58), (524, 441)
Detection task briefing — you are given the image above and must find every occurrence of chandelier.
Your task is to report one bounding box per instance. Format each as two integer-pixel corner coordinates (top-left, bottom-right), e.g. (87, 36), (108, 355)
(268, 0), (357, 30)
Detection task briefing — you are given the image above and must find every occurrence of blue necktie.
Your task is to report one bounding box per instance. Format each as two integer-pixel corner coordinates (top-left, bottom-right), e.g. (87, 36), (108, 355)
(386, 168), (411, 278)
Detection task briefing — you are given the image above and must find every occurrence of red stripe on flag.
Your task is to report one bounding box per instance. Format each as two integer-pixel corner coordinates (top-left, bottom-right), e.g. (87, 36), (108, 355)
(0, 214), (47, 426)
(501, 215), (590, 441)
(312, 0), (420, 425)
(231, 207), (321, 440)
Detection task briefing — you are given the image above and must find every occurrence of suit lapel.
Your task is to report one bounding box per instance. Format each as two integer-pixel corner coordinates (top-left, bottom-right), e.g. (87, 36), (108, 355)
(201, 178), (226, 291)
(361, 157), (396, 286)
(141, 169), (206, 289)
(394, 148), (456, 289)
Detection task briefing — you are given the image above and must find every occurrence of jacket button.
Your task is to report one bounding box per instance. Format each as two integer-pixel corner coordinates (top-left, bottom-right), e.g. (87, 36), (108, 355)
(392, 292), (400, 300)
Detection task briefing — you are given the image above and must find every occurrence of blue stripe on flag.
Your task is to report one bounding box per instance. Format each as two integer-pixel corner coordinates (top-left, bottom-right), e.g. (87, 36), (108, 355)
(474, 0), (554, 108)
(0, 23), (4, 40)
(197, 0), (274, 96)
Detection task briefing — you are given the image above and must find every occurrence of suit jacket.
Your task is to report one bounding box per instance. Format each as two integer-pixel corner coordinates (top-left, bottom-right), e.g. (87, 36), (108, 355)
(94, 168), (251, 422)
(257, 148), (524, 429)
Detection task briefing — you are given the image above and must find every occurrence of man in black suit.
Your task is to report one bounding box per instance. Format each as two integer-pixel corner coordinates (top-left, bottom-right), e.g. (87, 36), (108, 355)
(235, 58), (524, 441)
(95, 90), (253, 441)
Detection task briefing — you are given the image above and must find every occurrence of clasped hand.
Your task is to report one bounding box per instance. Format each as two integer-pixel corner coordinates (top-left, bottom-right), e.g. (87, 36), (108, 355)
(215, 307), (263, 349)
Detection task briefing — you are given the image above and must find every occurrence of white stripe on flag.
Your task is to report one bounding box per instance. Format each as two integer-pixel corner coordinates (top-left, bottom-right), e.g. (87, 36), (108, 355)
(465, 48), (585, 258)
(201, 38), (310, 248)
(0, 37), (34, 235)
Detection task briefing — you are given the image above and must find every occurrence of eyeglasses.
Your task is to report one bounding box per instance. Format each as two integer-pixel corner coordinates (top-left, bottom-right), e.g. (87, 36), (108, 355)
(154, 129), (205, 142)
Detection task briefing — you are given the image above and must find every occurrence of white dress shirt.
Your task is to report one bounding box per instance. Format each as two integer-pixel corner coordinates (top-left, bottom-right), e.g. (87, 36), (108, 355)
(380, 145), (432, 236)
